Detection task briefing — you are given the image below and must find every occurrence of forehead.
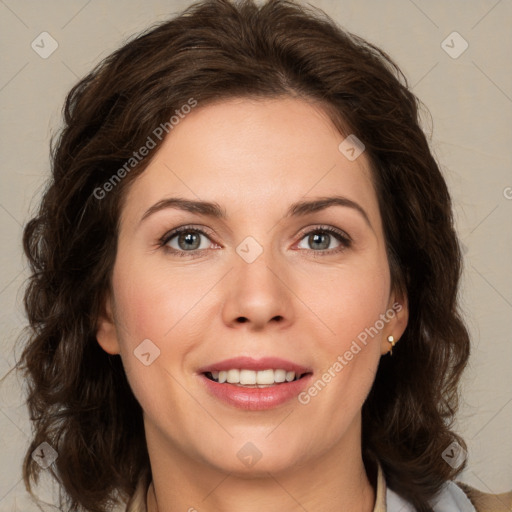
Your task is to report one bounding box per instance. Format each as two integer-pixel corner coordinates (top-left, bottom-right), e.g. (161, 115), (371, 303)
(121, 97), (380, 228)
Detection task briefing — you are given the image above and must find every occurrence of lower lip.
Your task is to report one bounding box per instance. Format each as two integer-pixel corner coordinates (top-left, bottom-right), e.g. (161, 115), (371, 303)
(200, 373), (313, 410)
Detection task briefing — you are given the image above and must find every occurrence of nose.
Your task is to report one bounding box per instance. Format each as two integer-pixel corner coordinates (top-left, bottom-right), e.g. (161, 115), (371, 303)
(221, 249), (295, 331)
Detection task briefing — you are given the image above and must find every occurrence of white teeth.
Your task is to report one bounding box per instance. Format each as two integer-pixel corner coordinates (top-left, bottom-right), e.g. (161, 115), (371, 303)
(240, 369), (257, 385)
(286, 371), (296, 382)
(207, 369), (303, 385)
(255, 369), (274, 385)
(273, 369), (286, 382)
(226, 369), (240, 383)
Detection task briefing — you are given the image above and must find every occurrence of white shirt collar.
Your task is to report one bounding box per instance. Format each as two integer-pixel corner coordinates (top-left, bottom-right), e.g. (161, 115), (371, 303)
(373, 460), (477, 512)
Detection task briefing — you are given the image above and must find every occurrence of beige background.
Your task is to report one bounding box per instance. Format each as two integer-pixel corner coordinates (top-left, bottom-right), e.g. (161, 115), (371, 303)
(1, 0), (511, 509)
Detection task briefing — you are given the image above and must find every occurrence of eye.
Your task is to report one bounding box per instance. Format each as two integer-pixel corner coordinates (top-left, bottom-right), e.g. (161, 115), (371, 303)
(159, 226), (217, 256)
(296, 226), (351, 254)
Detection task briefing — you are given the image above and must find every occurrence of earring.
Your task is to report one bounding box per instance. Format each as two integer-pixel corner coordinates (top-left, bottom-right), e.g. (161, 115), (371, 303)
(387, 335), (396, 355)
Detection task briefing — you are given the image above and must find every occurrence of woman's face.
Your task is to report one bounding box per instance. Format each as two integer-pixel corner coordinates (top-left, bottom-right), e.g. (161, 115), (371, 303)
(97, 97), (408, 476)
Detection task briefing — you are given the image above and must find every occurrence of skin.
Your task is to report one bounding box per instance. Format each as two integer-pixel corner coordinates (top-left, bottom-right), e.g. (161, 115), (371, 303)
(96, 97), (408, 512)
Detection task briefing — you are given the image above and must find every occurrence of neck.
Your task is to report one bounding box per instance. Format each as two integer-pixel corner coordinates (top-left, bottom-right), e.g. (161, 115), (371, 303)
(145, 419), (376, 512)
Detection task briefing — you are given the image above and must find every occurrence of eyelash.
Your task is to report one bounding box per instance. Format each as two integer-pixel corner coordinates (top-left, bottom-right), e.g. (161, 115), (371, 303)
(158, 224), (352, 259)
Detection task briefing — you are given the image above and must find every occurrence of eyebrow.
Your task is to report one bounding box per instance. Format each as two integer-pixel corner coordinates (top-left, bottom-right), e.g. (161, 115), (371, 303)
(140, 195), (372, 229)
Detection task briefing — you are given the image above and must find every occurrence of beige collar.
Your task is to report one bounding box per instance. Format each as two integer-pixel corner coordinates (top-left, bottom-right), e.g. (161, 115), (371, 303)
(372, 459), (388, 512)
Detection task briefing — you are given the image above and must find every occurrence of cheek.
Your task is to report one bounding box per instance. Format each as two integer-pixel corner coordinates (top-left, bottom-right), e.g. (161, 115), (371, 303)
(111, 255), (212, 343)
(301, 254), (390, 402)
(109, 256), (217, 405)
(109, 264), (192, 424)
(315, 254), (391, 347)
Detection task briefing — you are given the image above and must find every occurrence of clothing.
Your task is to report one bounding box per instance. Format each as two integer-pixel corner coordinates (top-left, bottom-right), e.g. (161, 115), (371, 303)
(373, 460), (512, 512)
(373, 460), (476, 511)
(126, 461), (512, 512)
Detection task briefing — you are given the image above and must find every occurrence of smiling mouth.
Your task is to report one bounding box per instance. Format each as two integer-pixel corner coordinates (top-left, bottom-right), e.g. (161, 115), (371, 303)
(203, 369), (311, 387)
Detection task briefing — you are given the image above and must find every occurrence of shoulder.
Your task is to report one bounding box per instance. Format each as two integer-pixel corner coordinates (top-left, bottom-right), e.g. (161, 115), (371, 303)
(386, 480), (512, 512)
(386, 481), (474, 512)
(455, 481), (512, 512)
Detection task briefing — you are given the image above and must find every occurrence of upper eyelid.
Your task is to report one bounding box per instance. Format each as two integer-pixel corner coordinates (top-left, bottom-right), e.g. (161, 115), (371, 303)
(295, 226), (352, 248)
(159, 224), (216, 244)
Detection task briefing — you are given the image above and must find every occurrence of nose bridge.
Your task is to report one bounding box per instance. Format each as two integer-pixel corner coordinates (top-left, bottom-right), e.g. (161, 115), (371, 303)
(221, 235), (293, 328)
(236, 243), (278, 292)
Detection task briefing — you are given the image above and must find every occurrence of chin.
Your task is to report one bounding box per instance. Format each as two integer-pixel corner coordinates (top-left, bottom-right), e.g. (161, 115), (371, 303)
(212, 453), (299, 477)
(198, 435), (306, 476)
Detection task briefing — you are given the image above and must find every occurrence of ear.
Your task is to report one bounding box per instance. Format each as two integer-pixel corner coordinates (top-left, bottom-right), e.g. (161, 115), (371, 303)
(380, 288), (409, 355)
(95, 291), (121, 355)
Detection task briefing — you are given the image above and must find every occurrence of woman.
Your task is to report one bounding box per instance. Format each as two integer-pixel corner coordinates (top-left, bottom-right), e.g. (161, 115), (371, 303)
(16, 0), (511, 511)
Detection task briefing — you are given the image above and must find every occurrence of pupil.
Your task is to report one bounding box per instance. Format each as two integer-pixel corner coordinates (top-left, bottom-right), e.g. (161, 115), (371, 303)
(179, 232), (200, 250)
(310, 232), (329, 250)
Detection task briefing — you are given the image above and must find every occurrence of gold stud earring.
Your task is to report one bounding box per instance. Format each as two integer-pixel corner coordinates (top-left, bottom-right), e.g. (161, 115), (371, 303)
(387, 335), (396, 355)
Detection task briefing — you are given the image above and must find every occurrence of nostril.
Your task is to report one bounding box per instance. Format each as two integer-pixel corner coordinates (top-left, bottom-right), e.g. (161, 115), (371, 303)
(236, 317), (248, 323)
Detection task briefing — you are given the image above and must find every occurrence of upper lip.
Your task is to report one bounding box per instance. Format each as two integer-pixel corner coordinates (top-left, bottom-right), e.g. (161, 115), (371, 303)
(197, 356), (312, 375)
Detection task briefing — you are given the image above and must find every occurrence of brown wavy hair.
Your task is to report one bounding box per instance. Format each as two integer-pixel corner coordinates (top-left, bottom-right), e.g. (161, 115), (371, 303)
(15, 0), (470, 510)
